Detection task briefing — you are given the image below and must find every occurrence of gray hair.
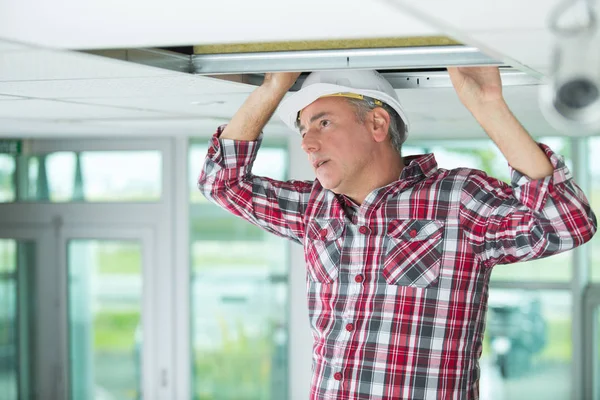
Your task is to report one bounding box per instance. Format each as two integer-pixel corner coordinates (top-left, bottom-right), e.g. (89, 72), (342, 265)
(295, 97), (406, 156)
(345, 98), (406, 157)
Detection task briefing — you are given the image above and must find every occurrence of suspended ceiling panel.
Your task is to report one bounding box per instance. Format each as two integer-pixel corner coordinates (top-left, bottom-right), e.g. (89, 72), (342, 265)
(0, 49), (182, 81)
(0, 35), (563, 139)
(0, 11), (568, 139)
(0, 120), (132, 137)
(0, 99), (179, 120)
(381, 0), (565, 76)
(0, 39), (30, 52)
(0, 0), (438, 49)
(64, 93), (251, 117)
(0, 94), (26, 101)
(0, 0), (566, 77)
(0, 76), (253, 99)
(0, 38), (257, 137)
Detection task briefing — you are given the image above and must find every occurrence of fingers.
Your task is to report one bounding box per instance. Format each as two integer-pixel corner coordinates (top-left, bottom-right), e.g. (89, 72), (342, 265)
(263, 72), (302, 92)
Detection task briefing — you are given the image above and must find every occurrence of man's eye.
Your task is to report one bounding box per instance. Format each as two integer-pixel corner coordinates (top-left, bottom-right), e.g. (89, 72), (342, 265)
(320, 120), (330, 128)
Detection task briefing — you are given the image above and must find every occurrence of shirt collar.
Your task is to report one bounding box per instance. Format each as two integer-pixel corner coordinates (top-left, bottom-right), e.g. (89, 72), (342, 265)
(332, 153), (438, 212)
(400, 153), (438, 181)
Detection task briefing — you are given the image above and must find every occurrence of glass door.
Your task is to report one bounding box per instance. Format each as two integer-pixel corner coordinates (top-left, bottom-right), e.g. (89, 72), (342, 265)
(0, 226), (54, 400)
(0, 136), (176, 399)
(60, 227), (154, 400)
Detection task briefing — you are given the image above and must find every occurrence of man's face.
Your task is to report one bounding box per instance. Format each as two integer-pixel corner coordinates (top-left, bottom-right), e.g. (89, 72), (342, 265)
(298, 96), (376, 195)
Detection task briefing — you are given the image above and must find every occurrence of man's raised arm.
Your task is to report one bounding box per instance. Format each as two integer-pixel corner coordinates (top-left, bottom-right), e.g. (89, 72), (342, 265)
(220, 72), (301, 141)
(198, 71), (311, 244)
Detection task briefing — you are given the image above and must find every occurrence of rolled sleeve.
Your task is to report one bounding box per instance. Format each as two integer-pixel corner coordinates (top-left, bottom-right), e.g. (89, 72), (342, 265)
(198, 125), (312, 244)
(206, 125), (262, 173)
(460, 143), (596, 267)
(509, 143), (572, 212)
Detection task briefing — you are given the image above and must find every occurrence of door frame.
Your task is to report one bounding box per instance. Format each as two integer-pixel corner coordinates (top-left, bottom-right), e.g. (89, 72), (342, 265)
(0, 136), (182, 399)
(583, 284), (600, 400)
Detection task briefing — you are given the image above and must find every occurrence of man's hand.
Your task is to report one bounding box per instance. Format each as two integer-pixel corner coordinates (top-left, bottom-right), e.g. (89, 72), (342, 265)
(447, 67), (503, 111)
(263, 72), (302, 93)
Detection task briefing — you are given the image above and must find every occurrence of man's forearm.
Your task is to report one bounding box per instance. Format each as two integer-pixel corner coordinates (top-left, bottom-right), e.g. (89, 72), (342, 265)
(471, 99), (554, 181)
(221, 73), (299, 141)
(220, 85), (287, 141)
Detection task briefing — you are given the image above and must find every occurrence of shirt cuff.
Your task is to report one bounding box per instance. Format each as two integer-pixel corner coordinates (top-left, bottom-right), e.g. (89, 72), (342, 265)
(509, 143), (572, 212)
(207, 124), (263, 169)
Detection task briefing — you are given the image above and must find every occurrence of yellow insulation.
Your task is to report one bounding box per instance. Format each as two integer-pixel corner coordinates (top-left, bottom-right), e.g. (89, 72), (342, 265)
(193, 36), (460, 54)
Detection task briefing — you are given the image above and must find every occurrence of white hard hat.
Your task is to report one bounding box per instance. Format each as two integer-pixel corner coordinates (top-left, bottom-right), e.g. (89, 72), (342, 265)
(277, 70), (410, 142)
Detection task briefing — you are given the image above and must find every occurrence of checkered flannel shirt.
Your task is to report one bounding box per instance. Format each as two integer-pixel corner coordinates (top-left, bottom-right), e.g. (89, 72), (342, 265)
(198, 127), (597, 399)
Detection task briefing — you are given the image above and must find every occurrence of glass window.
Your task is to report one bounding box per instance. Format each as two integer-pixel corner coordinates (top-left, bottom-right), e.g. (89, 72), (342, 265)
(480, 289), (572, 400)
(190, 140), (289, 400)
(0, 151), (162, 203)
(189, 144), (287, 203)
(404, 139), (512, 182)
(79, 152), (161, 202)
(0, 239), (36, 400)
(0, 240), (17, 400)
(590, 137), (600, 282)
(0, 155), (15, 202)
(68, 240), (142, 400)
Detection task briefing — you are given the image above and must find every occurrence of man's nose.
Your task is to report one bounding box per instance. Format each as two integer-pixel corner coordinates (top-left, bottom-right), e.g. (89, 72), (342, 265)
(301, 130), (320, 154)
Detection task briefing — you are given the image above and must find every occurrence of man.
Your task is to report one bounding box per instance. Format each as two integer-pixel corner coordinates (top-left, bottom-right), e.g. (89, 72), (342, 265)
(198, 67), (597, 399)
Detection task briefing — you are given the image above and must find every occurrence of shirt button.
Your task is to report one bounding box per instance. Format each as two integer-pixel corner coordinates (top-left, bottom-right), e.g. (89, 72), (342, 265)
(359, 226), (369, 234)
(409, 229), (418, 238)
(334, 372), (343, 381)
(320, 229), (328, 238)
(345, 323), (354, 332)
(354, 274), (364, 283)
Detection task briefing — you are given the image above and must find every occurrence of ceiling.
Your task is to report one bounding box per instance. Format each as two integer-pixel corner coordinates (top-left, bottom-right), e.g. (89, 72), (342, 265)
(0, 0), (591, 139)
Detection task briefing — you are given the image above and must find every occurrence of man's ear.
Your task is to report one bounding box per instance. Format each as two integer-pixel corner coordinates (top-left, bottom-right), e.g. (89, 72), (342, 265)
(370, 108), (391, 143)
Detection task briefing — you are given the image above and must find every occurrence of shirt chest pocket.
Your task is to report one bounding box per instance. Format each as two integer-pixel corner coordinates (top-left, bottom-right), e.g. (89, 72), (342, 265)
(383, 219), (444, 288)
(304, 219), (344, 283)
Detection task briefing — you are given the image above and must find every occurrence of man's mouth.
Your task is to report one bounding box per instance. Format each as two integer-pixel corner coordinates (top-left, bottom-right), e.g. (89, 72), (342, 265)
(314, 160), (329, 169)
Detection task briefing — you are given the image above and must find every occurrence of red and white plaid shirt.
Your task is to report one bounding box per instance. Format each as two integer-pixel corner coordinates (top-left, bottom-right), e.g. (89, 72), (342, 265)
(198, 127), (597, 400)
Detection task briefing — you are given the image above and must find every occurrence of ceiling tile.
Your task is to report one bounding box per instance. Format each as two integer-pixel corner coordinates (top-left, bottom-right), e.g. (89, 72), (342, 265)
(400, 84), (563, 139)
(0, 94), (26, 100)
(0, 0), (437, 49)
(0, 75), (254, 98)
(0, 119), (141, 137)
(0, 38), (32, 52)
(469, 30), (553, 75)
(384, 0), (556, 31)
(65, 93), (249, 118)
(0, 49), (183, 82)
(0, 99), (180, 120)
